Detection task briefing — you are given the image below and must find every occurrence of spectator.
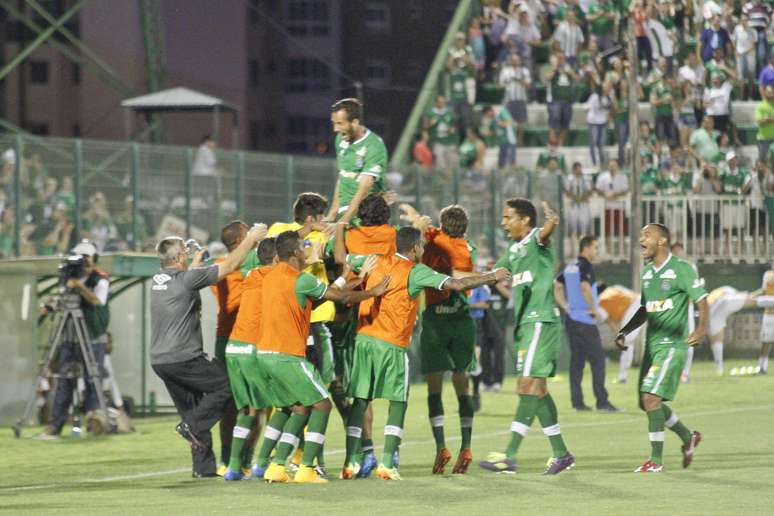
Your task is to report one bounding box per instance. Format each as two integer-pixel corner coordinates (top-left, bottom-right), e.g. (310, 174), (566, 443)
(677, 79), (699, 147)
(755, 85), (774, 161)
(553, 9), (585, 68)
(459, 127), (486, 178)
(743, 0), (771, 75)
(546, 51), (578, 146)
(587, 0), (617, 52)
(482, 2), (508, 70)
(646, 6), (675, 73)
(536, 134), (568, 174)
(412, 131), (434, 171)
(498, 53), (531, 144)
(114, 195), (149, 251)
(718, 151), (752, 254)
(509, 5), (541, 72)
(679, 52), (706, 121)
(638, 120), (658, 166)
(478, 105), (500, 172)
(703, 71), (735, 138)
(585, 79), (613, 166)
(658, 162), (690, 240)
(691, 156), (722, 246)
(749, 159), (774, 236)
(468, 17), (486, 80)
(577, 39), (603, 101)
(81, 191), (118, 252)
(613, 80), (630, 165)
(534, 156), (564, 208)
(594, 158), (629, 237)
(732, 13), (758, 100)
(36, 203), (74, 256)
(704, 47), (735, 86)
(650, 74), (677, 147)
(632, 0), (652, 71)
(425, 95), (458, 174)
(445, 57), (474, 135)
(564, 161), (594, 251)
(689, 111), (722, 166)
(192, 135), (217, 177)
(0, 206), (15, 258)
(700, 14), (732, 62)
(758, 53), (774, 98)
(604, 56), (627, 87)
(495, 105), (517, 170)
(54, 176), (75, 211)
(448, 30), (474, 63)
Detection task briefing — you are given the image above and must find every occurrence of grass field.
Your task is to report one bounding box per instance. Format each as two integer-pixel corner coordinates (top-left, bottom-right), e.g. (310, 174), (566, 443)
(1, 359), (772, 516)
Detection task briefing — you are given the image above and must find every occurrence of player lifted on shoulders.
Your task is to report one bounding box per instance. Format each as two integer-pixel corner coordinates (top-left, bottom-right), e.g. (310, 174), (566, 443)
(327, 98), (387, 224)
(479, 198), (575, 476)
(615, 224), (706, 473)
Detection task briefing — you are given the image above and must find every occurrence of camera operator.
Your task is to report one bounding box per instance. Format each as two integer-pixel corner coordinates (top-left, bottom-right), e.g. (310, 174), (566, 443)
(37, 240), (110, 439)
(150, 224), (266, 478)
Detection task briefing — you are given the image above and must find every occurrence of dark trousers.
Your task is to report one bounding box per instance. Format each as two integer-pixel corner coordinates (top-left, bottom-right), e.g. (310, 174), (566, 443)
(50, 341), (105, 434)
(476, 315), (505, 386)
(566, 318), (609, 408)
(152, 355), (233, 476)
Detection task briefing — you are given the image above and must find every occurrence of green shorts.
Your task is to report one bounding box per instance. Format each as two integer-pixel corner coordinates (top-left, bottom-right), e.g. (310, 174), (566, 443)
(513, 322), (560, 378)
(639, 344), (687, 401)
(215, 335), (229, 362)
(420, 311), (476, 374)
(311, 323), (336, 385)
(225, 340), (270, 409)
(259, 352), (330, 407)
(349, 334), (409, 402)
(328, 318), (357, 389)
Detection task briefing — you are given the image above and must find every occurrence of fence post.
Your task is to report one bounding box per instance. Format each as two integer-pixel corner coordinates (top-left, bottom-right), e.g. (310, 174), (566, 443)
(130, 143), (139, 251)
(184, 148), (193, 238)
(489, 168), (498, 258)
(237, 151), (245, 220)
(286, 155), (295, 220)
(13, 134), (22, 257)
(74, 139), (83, 243)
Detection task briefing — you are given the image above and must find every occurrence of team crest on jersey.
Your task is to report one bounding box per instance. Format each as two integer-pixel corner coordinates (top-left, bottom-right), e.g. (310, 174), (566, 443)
(660, 269), (677, 279)
(692, 278), (704, 289)
(661, 281), (671, 291)
(644, 281), (650, 288)
(643, 270), (654, 280)
(152, 273), (171, 291)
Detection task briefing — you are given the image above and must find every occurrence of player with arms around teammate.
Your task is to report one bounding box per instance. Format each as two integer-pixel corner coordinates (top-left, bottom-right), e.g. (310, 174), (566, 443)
(259, 231), (389, 484)
(327, 98), (387, 224)
(480, 198), (576, 475)
(615, 224), (707, 473)
(338, 226), (509, 480)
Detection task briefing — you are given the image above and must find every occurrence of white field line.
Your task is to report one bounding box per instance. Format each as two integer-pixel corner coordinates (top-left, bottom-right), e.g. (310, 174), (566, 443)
(2, 403), (773, 493)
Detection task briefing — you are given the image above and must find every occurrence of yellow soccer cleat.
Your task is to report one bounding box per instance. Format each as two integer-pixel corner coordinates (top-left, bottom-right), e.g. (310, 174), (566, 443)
(293, 465), (329, 484)
(216, 464), (228, 477)
(291, 447), (303, 466)
(375, 464), (402, 481)
(263, 463), (290, 483)
(241, 467), (252, 478)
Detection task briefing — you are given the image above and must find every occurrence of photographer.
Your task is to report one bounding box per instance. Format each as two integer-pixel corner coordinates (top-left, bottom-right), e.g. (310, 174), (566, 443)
(37, 240), (110, 439)
(150, 224), (266, 478)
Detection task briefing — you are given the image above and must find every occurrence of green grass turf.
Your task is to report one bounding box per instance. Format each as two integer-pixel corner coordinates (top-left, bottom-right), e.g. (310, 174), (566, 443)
(1, 359), (772, 516)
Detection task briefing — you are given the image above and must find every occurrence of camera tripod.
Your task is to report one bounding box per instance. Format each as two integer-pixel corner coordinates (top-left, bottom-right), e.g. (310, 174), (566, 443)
(12, 291), (111, 438)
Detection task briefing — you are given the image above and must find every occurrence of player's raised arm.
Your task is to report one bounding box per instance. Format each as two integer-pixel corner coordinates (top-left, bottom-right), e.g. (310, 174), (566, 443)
(324, 273), (390, 305)
(614, 305), (647, 350)
(538, 202), (559, 245)
(443, 268), (511, 291)
(217, 223), (267, 280)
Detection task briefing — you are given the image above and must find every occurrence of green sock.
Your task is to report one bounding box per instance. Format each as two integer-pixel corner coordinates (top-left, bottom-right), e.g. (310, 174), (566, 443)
(647, 408), (665, 465)
(240, 444), (255, 469)
(382, 401), (407, 468)
(428, 393), (445, 451)
(331, 382), (350, 424)
(361, 438), (374, 456)
(316, 443), (325, 466)
(458, 395), (474, 450)
(505, 394), (539, 459)
(227, 413), (255, 470)
(662, 404), (692, 445)
(256, 410), (290, 468)
(536, 394), (568, 458)
(301, 408), (330, 467)
(345, 398), (368, 465)
(273, 412), (308, 465)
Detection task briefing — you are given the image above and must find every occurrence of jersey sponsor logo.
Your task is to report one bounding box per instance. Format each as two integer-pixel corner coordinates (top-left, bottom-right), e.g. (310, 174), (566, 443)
(339, 170), (358, 178)
(434, 304), (462, 315)
(659, 269), (677, 279)
(646, 298), (674, 313)
(512, 271), (534, 286)
(692, 278), (705, 289)
(661, 281), (671, 291)
(643, 270), (654, 280)
(152, 273), (171, 291)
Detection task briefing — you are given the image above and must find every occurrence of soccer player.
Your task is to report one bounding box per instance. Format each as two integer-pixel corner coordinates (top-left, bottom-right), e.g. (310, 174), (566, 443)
(326, 98), (387, 224)
(259, 231), (389, 484)
(400, 203), (479, 474)
(338, 226), (509, 480)
(704, 286), (761, 376)
(614, 224), (706, 473)
(209, 221), (260, 474)
(222, 237), (277, 481)
(597, 284), (644, 384)
(759, 262), (774, 374)
(479, 198), (575, 475)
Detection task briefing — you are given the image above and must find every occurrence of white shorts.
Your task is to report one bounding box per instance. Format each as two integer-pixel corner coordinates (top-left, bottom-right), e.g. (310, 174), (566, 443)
(721, 204), (746, 230)
(760, 313), (774, 343)
(709, 292), (749, 336)
(621, 300), (643, 345)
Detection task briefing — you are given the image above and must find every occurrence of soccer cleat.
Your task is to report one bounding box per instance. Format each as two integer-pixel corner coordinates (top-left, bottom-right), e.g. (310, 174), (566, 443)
(573, 404), (592, 412)
(241, 467), (252, 478)
(393, 450), (400, 469)
(432, 447), (453, 474)
(216, 464), (227, 477)
(192, 471), (218, 478)
(291, 447), (303, 466)
(358, 451), (378, 478)
(596, 403), (620, 412)
(339, 462), (360, 480)
(681, 431), (702, 469)
(251, 464), (266, 479)
(223, 468), (246, 481)
(293, 465), (329, 484)
(175, 422), (205, 451)
(634, 460), (663, 473)
(543, 453), (576, 475)
(263, 463), (290, 483)
(375, 464), (402, 480)
(479, 452), (517, 474)
(452, 448), (473, 474)
(314, 464), (327, 479)
(32, 429), (59, 441)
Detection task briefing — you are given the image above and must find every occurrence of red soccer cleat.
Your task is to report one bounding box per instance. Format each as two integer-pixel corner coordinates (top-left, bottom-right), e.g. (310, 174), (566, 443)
(432, 447), (452, 474)
(682, 431), (702, 469)
(452, 448), (473, 474)
(634, 460), (663, 473)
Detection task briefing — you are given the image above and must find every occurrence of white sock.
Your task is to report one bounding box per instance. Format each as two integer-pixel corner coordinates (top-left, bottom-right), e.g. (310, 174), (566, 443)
(759, 355), (769, 372)
(682, 347), (694, 378)
(711, 341), (724, 371)
(618, 345), (634, 380)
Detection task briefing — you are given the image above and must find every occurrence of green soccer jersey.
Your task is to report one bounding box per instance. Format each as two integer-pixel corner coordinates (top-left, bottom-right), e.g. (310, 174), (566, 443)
(653, 81), (673, 117)
(427, 107), (457, 146)
(719, 167), (751, 195)
(641, 167), (661, 195)
(496, 108), (516, 146)
(446, 69), (469, 102)
(659, 173), (688, 196)
(459, 138), (477, 168)
(536, 150), (567, 173)
(641, 254), (707, 347)
(295, 272), (328, 308)
(495, 227), (560, 325)
(548, 68), (574, 103)
(588, 1), (615, 36)
(614, 96), (629, 124)
(335, 129), (387, 212)
(480, 115), (499, 148)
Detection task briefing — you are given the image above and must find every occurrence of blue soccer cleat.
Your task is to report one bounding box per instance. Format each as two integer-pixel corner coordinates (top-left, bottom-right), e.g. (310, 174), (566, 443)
(251, 464), (266, 479)
(223, 468), (246, 481)
(358, 451), (378, 478)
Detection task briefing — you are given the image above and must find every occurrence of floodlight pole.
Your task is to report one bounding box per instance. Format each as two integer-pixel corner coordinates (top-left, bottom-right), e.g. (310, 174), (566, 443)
(627, 20), (642, 294)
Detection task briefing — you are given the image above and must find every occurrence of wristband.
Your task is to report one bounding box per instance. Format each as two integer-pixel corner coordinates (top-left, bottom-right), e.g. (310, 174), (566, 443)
(334, 276), (347, 288)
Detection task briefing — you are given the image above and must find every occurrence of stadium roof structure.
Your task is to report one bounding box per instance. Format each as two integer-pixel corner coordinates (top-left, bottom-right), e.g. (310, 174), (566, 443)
(122, 87), (239, 146)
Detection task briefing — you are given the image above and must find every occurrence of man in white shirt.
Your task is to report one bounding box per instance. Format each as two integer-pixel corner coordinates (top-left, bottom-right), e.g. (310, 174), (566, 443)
(499, 53), (531, 144)
(703, 72), (735, 137)
(594, 159), (629, 237)
(732, 14), (758, 99)
(553, 10), (585, 68)
(646, 12), (675, 73)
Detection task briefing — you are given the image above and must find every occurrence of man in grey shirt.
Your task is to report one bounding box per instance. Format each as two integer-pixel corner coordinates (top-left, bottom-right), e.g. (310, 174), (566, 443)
(150, 224), (266, 477)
